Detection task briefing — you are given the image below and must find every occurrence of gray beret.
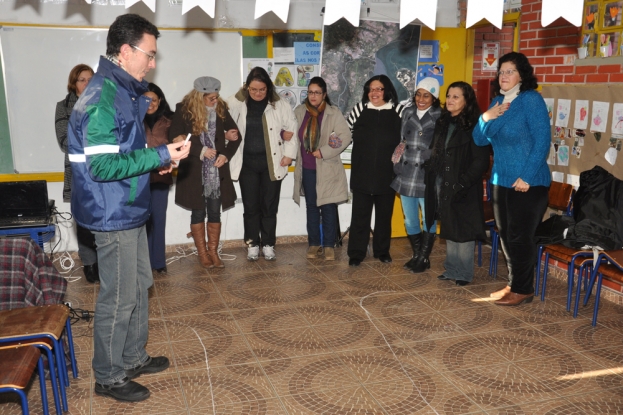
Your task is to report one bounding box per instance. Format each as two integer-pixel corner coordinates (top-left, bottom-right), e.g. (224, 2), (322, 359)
(194, 76), (221, 94)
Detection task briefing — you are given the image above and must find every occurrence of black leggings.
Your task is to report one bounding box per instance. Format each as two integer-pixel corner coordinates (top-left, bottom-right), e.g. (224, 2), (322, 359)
(190, 196), (222, 224)
(493, 184), (549, 295)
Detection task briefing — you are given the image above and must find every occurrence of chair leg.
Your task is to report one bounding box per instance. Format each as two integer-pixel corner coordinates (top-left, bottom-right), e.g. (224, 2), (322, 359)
(574, 263), (589, 318)
(535, 245), (544, 296)
(37, 355), (49, 415)
(0, 387), (29, 415)
(52, 340), (68, 411)
(540, 252), (551, 301)
(38, 346), (61, 415)
(592, 273), (604, 327)
(64, 318), (78, 378)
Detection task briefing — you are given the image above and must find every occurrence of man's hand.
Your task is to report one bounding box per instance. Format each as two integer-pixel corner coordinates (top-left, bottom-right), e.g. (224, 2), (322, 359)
(167, 141), (191, 167)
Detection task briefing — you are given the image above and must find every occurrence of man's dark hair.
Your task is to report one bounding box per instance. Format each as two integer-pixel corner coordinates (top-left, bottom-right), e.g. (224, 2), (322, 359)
(106, 14), (160, 56)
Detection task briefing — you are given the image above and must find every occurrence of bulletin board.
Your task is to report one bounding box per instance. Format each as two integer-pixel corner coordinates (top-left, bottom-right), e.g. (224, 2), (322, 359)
(541, 84), (623, 184)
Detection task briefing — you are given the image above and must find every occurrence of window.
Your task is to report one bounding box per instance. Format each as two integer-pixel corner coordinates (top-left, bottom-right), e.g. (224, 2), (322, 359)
(581, 1), (623, 57)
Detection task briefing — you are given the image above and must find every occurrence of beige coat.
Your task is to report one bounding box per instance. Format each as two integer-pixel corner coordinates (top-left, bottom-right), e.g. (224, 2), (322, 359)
(293, 104), (352, 206)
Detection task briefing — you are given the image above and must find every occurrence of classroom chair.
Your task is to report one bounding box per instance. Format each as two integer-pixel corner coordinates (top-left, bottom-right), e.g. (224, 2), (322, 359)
(0, 346), (49, 415)
(581, 249), (623, 326)
(0, 304), (77, 415)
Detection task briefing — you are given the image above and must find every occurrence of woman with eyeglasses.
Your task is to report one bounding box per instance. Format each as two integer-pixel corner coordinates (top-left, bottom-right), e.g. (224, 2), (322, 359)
(142, 83), (176, 273)
(292, 77), (352, 261)
(226, 67), (298, 261)
(170, 76), (241, 268)
(346, 75), (405, 266)
(473, 52), (550, 305)
(55, 63), (99, 283)
(424, 82), (490, 286)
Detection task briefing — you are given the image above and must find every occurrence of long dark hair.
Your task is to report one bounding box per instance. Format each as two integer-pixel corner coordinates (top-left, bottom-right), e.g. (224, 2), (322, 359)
(307, 76), (332, 106)
(144, 82), (173, 130)
(244, 67), (276, 104)
(443, 81), (481, 130)
(492, 52), (538, 95)
(361, 75), (398, 106)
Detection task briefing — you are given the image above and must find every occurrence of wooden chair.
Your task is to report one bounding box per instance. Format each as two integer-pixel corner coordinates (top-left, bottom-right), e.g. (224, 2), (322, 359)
(582, 250), (623, 326)
(0, 346), (49, 415)
(534, 181), (576, 302)
(0, 305), (77, 415)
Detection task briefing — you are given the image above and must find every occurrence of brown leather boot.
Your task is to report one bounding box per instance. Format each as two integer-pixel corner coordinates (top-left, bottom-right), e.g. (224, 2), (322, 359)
(190, 223), (212, 268)
(207, 222), (224, 268)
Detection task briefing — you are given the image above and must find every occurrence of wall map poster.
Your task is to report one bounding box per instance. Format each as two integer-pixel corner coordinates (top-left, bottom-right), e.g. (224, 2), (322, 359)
(321, 20), (422, 114)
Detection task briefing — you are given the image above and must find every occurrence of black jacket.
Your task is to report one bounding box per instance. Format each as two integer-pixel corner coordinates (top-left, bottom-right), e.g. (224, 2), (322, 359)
(348, 102), (405, 195)
(424, 112), (491, 242)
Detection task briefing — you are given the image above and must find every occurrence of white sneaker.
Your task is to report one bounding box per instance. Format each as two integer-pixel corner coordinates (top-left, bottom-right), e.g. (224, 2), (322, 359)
(262, 245), (276, 261)
(247, 245), (260, 261)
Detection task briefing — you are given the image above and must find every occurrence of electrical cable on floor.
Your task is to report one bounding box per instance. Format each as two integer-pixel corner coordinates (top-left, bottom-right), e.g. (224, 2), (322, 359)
(359, 291), (440, 415)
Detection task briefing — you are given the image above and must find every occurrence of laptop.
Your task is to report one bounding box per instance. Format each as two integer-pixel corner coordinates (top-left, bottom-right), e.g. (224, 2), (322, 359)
(0, 181), (52, 229)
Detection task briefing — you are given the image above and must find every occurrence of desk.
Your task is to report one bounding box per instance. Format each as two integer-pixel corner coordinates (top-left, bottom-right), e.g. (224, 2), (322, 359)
(0, 224), (55, 249)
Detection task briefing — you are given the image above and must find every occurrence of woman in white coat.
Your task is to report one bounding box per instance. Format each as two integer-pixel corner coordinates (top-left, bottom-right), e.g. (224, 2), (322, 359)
(227, 67), (298, 261)
(293, 77), (352, 261)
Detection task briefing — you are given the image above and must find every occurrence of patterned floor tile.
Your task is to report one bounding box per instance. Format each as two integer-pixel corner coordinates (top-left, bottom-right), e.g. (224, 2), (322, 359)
(179, 365), (277, 410)
(280, 385), (386, 414)
(477, 328), (578, 362)
(355, 292), (433, 318)
(374, 311), (467, 342)
(437, 304), (529, 334)
(159, 293), (228, 317)
(232, 305), (309, 334)
(188, 397), (288, 415)
(244, 327), (332, 359)
(163, 313), (241, 342)
(170, 335), (254, 371)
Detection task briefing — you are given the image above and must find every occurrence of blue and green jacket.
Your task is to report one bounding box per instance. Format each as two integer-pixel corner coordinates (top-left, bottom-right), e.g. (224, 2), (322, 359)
(68, 57), (171, 232)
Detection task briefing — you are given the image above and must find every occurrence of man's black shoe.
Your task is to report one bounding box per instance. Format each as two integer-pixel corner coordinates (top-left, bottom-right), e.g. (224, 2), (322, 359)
(126, 356), (170, 379)
(349, 258), (362, 267)
(94, 377), (150, 402)
(84, 263), (100, 283)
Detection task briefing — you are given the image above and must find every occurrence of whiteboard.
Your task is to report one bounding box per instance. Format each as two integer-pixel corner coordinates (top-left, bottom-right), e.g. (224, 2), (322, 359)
(0, 26), (242, 173)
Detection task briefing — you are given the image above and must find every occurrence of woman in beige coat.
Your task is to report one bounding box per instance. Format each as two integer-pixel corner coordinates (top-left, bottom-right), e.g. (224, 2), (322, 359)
(293, 77), (352, 260)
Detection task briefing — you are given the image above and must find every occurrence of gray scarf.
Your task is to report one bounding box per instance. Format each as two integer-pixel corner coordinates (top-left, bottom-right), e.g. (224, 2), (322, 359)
(201, 108), (220, 199)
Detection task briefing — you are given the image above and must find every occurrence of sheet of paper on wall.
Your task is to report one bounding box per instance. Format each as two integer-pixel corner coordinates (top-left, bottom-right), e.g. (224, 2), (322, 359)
(543, 98), (554, 126)
(573, 100), (589, 129)
(567, 174), (580, 188)
(551, 171), (564, 182)
(605, 146), (618, 165)
(547, 143), (556, 165)
(590, 101), (610, 133)
(557, 145), (569, 166)
(555, 99), (571, 128)
(611, 103), (623, 135)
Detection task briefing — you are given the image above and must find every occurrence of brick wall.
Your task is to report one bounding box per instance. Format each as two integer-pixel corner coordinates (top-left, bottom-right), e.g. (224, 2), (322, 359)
(472, 24), (516, 96)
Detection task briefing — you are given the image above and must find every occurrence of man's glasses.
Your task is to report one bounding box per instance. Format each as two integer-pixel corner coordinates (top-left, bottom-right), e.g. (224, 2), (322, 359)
(497, 69), (517, 77)
(307, 91), (323, 96)
(132, 45), (156, 62)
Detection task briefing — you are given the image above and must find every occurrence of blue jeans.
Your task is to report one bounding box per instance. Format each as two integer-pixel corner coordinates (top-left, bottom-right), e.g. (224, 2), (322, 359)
(444, 240), (475, 282)
(400, 195), (436, 235)
(92, 226), (152, 385)
(147, 183), (169, 269)
(302, 168), (337, 247)
(76, 224), (97, 266)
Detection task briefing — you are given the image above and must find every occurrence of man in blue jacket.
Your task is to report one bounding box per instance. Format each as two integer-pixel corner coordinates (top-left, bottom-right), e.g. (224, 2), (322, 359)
(68, 14), (190, 402)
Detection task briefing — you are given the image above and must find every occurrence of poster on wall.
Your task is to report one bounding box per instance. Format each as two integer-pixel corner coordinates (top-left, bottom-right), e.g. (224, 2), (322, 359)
(482, 42), (500, 72)
(322, 20), (422, 114)
(591, 101), (610, 133)
(543, 98), (555, 126)
(574, 99), (590, 129)
(272, 33), (321, 110)
(555, 99), (571, 128)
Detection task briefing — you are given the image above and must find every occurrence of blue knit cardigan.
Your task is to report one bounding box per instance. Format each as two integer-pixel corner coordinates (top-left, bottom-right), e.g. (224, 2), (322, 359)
(473, 90), (551, 188)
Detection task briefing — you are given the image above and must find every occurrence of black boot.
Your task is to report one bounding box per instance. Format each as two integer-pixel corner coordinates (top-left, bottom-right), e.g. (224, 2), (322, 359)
(84, 263), (100, 283)
(403, 234), (422, 270)
(410, 232), (436, 273)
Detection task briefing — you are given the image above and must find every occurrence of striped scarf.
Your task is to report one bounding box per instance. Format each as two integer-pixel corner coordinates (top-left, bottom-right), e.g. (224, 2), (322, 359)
(303, 99), (326, 152)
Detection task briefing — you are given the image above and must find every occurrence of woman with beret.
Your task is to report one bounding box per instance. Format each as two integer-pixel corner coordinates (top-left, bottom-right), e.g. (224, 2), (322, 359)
(170, 76), (241, 268)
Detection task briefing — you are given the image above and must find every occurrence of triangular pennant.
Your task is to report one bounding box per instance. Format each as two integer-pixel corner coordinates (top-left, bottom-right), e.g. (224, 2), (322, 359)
(541, 0), (583, 27)
(254, 0), (290, 23)
(324, 0), (360, 27)
(466, 0), (504, 29)
(125, 0), (156, 13)
(182, 0), (215, 16)
(400, 0), (438, 29)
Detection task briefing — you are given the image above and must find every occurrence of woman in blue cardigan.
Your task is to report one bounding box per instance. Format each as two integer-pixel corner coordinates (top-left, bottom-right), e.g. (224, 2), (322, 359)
(473, 52), (551, 306)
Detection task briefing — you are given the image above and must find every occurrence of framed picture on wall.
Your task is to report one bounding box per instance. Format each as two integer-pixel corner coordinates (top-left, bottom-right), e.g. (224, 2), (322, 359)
(603, 2), (623, 28)
(584, 2), (599, 32)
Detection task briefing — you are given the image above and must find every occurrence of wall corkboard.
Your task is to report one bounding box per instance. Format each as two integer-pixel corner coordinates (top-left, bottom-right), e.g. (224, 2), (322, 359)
(541, 84), (623, 183)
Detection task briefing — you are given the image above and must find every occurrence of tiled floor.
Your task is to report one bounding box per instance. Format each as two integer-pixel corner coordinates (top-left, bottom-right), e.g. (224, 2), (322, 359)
(2, 238), (623, 414)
